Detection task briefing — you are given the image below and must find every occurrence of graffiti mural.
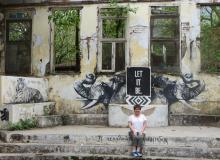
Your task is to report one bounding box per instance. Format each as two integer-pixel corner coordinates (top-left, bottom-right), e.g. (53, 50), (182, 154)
(152, 73), (205, 109)
(14, 78), (44, 103)
(74, 72), (205, 110)
(74, 72), (126, 109)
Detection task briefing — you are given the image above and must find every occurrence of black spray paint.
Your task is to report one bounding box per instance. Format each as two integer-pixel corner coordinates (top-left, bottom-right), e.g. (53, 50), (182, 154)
(74, 73), (205, 109)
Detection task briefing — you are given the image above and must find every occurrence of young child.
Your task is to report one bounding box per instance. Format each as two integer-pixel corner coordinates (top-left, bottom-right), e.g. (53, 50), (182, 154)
(128, 104), (147, 157)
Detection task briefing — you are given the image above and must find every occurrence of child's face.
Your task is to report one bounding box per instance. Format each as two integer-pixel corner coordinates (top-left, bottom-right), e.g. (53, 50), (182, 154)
(134, 108), (141, 116)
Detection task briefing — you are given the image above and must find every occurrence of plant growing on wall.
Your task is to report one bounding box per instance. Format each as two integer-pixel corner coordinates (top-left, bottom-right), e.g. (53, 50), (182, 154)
(8, 118), (37, 131)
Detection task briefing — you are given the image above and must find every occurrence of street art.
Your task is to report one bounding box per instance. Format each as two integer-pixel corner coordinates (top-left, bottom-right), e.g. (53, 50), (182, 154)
(74, 72), (205, 110)
(152, 73), (205, 109)
(14, 78), (44, 103)
(74, 72), (126, 109)
(0, 108), (9, 121)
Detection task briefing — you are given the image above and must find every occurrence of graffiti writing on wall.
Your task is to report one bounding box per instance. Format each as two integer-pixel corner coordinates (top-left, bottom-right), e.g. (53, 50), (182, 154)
(145, 136), (168, 144)
(74, 72), (126, 109)
(74, 72), (205, 110)
(14, 78), (44, 103)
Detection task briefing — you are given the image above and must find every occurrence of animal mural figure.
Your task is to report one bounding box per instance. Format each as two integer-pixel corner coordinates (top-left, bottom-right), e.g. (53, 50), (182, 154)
(14, 78), (44, 103)
(74, 72), (126, 109)
(151, 73), (205, 109)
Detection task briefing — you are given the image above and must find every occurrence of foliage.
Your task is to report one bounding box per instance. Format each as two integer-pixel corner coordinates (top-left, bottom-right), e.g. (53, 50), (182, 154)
(108, 0), (137, 15)
(201, 6), (220, 73)
(8, 118), (37, 131)
(48, 9), (80, 65)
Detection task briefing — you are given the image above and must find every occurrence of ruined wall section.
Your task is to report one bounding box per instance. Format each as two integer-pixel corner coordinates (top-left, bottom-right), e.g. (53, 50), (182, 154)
(3, 1), (218, 116)
(32, 7), (50, 76)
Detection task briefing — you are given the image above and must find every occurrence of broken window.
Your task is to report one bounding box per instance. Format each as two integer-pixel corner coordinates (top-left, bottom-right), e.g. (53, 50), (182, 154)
(5, 11), (32, 75)
(99, 8), (126, 72)
(150, 6), (179, 72)
(200, 6), (220, 73)
(49, 8), (80, 72)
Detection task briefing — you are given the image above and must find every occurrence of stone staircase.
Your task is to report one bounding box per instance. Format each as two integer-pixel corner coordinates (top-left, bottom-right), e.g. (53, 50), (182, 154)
(0, 125), (219, 160)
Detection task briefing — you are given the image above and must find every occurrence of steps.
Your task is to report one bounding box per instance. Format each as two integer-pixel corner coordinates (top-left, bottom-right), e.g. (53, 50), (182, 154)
(0, 125), (219, 159)
(0, 153), (212, 160)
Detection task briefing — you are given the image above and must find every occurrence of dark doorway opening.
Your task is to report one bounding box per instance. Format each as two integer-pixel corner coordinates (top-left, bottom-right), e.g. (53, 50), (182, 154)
(5, 19), (32, 75)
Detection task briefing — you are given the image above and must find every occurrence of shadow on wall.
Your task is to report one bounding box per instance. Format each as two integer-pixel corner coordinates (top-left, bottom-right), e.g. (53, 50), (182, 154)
(73, 72), (205, 110)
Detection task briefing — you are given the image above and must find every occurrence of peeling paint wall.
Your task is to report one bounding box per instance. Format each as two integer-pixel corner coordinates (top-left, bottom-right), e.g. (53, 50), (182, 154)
(32, 7), (50, 76)
(1, 0), (220, 117)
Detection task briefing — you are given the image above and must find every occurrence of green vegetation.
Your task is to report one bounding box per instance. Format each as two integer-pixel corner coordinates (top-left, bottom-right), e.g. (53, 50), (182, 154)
(48, 9), (80, 65)
(8, 118), (37, 131)
(201, 6), (220, 73)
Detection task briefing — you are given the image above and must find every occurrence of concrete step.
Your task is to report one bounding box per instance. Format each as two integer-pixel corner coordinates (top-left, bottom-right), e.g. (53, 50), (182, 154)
(1, 133), (220, 148)
(0, 143), (219, 159)
(0, 153), (215, 160)
(0, 126), (219, 148)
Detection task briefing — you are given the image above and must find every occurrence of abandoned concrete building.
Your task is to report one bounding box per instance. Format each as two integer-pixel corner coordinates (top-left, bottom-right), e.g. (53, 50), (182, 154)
(0, 0), (219, 126)
(0, 0), (219, 159)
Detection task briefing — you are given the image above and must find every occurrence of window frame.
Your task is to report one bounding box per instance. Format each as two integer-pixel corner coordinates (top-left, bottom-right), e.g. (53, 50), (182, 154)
(49, 7), (81, 74)
(5, 10), (33, 76)
(98, 7), (127, 73)
(150, 6), (180, 73)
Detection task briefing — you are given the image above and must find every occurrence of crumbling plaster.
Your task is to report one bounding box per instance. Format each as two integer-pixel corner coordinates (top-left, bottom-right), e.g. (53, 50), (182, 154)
(1, 0), (219, 115)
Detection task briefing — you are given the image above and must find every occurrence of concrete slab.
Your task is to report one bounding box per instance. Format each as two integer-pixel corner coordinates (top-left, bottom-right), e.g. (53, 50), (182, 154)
(109, 104), (168, 127)
(0, 125), (219, 159)
(1, 102), (55, 124)
(0, 76), (48, 104)
(1, 125), (219, 138)
(0, 153), (215, 160)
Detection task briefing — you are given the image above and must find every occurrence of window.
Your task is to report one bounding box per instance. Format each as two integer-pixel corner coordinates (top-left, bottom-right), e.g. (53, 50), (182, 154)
(150, 6), (179, 72)
(5, 11), (32, 75)
(200, 6), (220, 73)
(99, 8), (126, 72)
(49, 8), (80, 73)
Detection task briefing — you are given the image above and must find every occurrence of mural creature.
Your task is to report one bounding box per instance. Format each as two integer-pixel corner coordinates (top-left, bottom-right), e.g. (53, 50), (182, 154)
(74, 72), (126, 109)
(152, 73), (205, 109)
(74, 72), (205, 110)
(14, 78), (44, 103)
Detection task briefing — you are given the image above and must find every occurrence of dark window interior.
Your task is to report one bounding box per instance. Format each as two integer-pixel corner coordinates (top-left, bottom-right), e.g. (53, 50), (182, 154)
(150, 6), (179, 73)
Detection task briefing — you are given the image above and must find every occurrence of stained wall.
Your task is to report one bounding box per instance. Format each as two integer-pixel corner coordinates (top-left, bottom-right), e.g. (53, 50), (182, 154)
(0, 0), (219, 117)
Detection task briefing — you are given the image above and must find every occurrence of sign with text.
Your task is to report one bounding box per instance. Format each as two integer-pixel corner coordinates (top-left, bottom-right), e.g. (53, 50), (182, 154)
(126, 67), (151, 96)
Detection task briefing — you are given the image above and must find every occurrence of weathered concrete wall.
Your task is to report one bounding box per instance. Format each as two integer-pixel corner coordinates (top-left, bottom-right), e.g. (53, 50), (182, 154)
(0, 76), (49, 104)
(32, 7), (50, 76)
(109, 104), (168, 127)
(1, 1), (219, 119)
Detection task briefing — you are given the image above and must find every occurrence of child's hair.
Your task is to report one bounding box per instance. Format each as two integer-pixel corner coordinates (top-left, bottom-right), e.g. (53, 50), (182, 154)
(133, 104), (141, 110)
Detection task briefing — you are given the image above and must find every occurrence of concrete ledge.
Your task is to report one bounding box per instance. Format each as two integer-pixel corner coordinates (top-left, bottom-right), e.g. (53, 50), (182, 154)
(109, 104), (168, 127)
(1, 102), (56, 124)
(36, 115), (63, 128)
(0, 143), (219, 159)
(0, 76), (48, 104)
(169, 114), (220, 127)
(0, 153), (209, 160)
(62, 114), (108, 126)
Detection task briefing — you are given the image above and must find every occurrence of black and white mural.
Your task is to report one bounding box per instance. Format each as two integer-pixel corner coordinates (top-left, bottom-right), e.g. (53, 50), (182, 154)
(151, 73), (205, 109)
(14, 78), (44, 103)
(74, 72), (126, 109)
(74, 72), (205, 110)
